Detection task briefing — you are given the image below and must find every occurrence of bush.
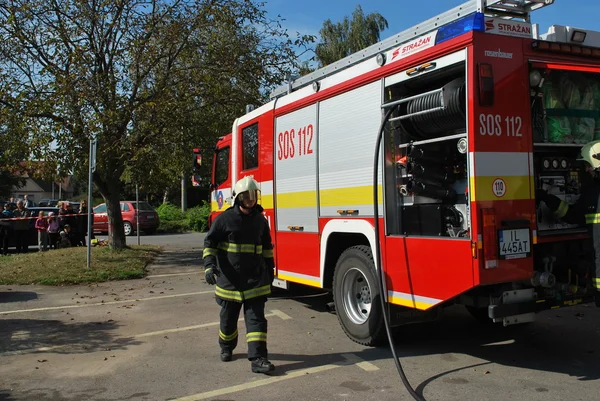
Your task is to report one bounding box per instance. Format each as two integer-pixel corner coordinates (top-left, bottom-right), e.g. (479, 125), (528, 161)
(187, 201), (211, 232)
(157, 202), (186, 221)
(157, 201), (211, 233)
(157, 219), (189, 234)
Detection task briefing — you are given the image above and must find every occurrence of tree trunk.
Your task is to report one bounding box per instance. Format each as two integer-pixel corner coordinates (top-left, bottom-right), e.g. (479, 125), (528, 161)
(105, 191), (126, 249)
(94, 171), (126, 250)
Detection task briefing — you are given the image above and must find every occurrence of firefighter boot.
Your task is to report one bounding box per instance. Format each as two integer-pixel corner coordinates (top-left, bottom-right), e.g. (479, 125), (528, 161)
(220, 350), (232, 362)
(250, 357), (275, 373)
(596, 292), (600, 308)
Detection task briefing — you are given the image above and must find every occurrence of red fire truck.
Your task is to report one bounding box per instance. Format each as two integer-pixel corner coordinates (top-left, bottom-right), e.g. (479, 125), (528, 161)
(207, 0), (600, 345)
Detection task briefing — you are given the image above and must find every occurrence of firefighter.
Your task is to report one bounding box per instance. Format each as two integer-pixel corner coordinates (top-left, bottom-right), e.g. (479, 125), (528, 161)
(202, 176), (276, 373)
(537, 139), (600, 307)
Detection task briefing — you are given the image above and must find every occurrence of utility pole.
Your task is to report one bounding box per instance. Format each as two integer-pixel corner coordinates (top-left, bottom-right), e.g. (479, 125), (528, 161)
(87, 137), (97, 269)
(181, 173), (187, 212)
(136, 184), (140, 246)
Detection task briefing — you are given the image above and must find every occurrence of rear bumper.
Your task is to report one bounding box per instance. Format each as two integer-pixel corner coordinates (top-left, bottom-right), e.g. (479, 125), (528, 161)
(489, 293), (596, 320)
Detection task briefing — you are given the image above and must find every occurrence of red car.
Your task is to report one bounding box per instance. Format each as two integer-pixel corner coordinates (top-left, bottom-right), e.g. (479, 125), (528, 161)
(93, 201), (159, 236)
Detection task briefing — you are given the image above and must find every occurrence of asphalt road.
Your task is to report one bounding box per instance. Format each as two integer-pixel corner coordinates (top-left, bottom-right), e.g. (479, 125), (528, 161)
(1, 232), (599, 401)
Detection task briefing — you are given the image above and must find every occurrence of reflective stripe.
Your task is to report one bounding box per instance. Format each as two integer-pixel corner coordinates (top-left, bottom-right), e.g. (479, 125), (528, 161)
(219, 329), (238, 342)
(554, 201), (569, 219)
(585, 213), (600, 224)
(215, 286), (243, 301)
(246, 332), (267, 342)
(215, 284), (271, 302)
(263, 249), (274, 258)
(243, 285), (271, 299)
(593, 277), (600, 289)
(218, 242), (263, 254)
(202, 248), (218, 258)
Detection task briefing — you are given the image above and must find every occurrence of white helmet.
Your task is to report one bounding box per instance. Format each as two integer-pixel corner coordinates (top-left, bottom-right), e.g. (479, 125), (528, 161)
(233, 176), (260, 202)
(577, 140), (600, 170)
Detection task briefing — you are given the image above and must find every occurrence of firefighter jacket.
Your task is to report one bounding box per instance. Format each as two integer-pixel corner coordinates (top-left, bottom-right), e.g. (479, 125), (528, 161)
(541, 178), (600, 229)
(202, 203), (275, 303)
(541, 179), (600, 292)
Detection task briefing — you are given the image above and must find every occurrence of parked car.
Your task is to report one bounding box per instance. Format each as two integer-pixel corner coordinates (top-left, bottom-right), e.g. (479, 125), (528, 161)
(93, 201), (159, 236)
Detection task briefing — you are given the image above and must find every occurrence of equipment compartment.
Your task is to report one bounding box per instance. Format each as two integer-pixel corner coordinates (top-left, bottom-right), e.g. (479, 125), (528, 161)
(384, 62), (469, 238)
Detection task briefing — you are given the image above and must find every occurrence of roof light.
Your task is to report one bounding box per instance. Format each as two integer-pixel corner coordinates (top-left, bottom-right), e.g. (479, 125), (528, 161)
(570, 30), (587, 43)
(436, 12), (485, 45)
(532, 40), (600, 58)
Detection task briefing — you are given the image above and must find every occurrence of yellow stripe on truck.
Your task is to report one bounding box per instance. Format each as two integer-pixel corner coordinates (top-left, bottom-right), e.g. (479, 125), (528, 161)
(211, 194), (274, 211)
(275, 185), (383, 209)
(470, 152), (532, 202)
(319, 185), (383, 207)
(470, 176), (531, 202)
(276, 191), (317, 208)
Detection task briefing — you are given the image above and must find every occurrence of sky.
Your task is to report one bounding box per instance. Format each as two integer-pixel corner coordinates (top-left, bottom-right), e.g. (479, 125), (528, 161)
(262, 0), (600, 61)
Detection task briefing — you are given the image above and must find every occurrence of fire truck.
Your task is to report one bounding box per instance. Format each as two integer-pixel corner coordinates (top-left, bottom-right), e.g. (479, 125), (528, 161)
(206, 0), (600, 345)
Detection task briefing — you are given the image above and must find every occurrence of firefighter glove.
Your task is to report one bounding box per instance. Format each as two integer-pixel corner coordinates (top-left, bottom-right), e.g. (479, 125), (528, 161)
(204, 266), (219, 285)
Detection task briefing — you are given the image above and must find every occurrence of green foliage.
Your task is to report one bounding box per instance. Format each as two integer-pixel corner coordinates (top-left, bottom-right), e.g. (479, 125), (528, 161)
(157, 201), (211, 233)
(0, 169), (25, 199)
(315, 5), (388, 67)
(157, 220), (190, 234)
(0, 0), (314, 248)
(157, 202), (187, 221)
(186, 202), (211, 232)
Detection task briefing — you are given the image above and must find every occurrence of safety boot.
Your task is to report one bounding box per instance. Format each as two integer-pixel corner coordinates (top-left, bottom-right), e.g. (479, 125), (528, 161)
(220, 350), (232, 362)
(250, 357), (275, 373)
(595, 292), (600, 308)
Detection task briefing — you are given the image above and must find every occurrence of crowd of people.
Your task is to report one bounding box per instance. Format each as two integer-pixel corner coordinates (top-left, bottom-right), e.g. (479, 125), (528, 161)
(0, 199), (93, 255)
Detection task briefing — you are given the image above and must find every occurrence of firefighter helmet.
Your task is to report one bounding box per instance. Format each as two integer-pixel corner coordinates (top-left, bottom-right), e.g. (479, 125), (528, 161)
(233, 176), (260, 202)
(577, 140), (600, 170)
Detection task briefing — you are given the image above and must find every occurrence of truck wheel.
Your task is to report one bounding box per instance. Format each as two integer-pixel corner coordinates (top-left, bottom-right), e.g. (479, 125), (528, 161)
(333, 245), (386, 346)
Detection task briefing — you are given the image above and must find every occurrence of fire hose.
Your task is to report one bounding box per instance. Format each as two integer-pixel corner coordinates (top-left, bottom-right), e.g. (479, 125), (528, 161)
(372, 107), (427, 401)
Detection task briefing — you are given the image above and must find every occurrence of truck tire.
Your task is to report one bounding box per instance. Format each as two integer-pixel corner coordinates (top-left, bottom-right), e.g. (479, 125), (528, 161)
(333, 245), (386, 346)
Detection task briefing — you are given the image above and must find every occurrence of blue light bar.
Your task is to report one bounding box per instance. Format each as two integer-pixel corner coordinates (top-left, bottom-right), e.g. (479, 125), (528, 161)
(435, 12), (486, 45)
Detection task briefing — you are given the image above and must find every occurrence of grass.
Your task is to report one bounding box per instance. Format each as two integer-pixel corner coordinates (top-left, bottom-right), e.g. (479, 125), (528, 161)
(0, 245), (162, 285)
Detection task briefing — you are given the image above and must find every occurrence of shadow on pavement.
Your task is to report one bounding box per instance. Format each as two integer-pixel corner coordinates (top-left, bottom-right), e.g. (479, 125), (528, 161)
(148, 248), (202, 275)
(0, 387), (150, 401)
(272, 285), (600, 395)
(0, 318), (142, 355)
(0, 291), (38, 303)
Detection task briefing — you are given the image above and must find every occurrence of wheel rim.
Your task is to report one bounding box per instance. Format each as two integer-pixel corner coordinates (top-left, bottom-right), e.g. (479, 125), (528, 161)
(124, 222), (132, 236)
(341, 266), (372, 325)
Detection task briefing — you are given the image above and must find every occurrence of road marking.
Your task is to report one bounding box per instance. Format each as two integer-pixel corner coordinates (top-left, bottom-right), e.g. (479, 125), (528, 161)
(340, 353), (380, 371)
(1, 311), (290, 356)
(0, 290), (214, 315)
(269, 309), (292, 320)
(136, 312), (280, 338)
(171, 354), (372, 401)
(146, 272), (199, 278)
(172, 364), (340, 401)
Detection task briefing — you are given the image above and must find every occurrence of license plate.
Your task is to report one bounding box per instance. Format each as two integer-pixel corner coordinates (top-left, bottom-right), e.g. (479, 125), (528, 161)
(147, 215), (154, 219)
(498, 228), (531, 259)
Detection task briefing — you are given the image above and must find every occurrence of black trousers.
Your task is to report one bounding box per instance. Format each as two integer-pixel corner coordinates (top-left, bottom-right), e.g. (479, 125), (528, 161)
(593, 230), (600, 295)
(217, 298), (267, 360)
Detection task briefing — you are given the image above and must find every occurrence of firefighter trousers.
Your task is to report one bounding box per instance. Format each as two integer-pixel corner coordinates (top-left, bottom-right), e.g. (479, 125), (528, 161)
(217, 298), (268, 359)
(593, 235), (600, 303)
